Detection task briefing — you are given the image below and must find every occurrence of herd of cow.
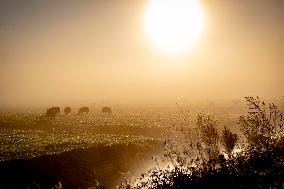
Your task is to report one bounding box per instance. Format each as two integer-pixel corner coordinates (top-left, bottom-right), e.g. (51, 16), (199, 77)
(46, 106), (112, 119)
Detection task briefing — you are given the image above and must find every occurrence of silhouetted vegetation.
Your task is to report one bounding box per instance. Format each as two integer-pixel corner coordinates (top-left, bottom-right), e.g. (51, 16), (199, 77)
(120, 97), (284, 189)
(221, 126), (238, 156)
(196, 113), (220, 160)
(239, 96), (283, 151)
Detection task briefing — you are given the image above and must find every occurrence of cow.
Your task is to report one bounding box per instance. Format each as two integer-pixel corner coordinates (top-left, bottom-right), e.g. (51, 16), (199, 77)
(64, 107), (71, 115)
(46, 107), (60, 119)
(102, 107), (112, 114)
(78, 107), (89, 115)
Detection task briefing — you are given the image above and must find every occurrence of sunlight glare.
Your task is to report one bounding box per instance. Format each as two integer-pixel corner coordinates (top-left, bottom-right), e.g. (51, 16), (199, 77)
(144, 0), (204, 56)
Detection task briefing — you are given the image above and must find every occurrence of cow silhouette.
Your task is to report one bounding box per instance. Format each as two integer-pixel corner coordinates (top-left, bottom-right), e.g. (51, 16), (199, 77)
(64, 107), (71, 115)
(46, 107), (60, 119)
(78, 107), (89, 115)
(102, 107), (112, 114)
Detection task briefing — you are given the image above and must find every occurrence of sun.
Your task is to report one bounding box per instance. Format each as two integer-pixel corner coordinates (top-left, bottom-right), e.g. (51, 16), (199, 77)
(144, 0), (204, 56)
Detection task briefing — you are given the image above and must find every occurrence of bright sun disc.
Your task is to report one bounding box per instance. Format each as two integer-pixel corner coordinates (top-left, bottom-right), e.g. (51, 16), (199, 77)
(144, 0), (204, 56)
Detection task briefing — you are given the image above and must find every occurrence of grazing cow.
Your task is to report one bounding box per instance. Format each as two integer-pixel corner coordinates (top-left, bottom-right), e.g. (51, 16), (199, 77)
(46, 107), (60, 119)
(102, 107), (112, 114)
(78, 107), (89, 115)
(64, 107), (71, 115)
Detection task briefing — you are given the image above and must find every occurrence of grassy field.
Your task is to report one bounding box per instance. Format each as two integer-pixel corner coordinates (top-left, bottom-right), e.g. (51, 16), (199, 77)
(0, 129), (158, 161)
(0, 107), (245, 159)
(0, 111), (172, 188)
(0, 111), (175, 158)
(0, 105), (265, 188)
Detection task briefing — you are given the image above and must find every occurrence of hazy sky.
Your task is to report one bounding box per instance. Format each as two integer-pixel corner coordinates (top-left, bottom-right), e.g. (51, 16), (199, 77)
(0, 0), (284, 108)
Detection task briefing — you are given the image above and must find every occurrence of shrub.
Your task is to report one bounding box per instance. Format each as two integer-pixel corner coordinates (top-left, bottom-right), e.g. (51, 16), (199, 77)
(238, 96), (284, 150)
(196, 114), (219, 160)
(221, 126), (238, 156)
(120, 97), (284, 189)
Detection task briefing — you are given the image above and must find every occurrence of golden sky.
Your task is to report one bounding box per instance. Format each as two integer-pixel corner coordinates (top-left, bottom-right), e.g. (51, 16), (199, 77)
(0, 0), (283, 108)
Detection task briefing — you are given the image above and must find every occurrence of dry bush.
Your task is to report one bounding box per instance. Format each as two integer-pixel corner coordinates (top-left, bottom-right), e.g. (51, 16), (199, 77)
(221, 126), (238, 156)
(120, 98), (284, 189)
(238, 96), (284, 150)
(196, 114), (219, 160)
